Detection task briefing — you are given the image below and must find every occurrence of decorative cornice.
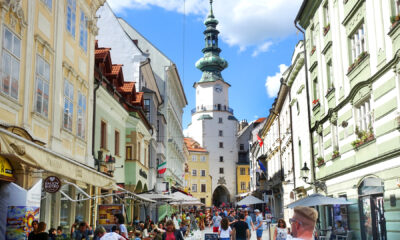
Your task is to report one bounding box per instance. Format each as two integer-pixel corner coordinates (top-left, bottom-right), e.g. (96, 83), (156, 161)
(34, 34), (54, 54)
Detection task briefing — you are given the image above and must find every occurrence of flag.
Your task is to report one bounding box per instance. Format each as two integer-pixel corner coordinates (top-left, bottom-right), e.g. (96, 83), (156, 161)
(157, 162), (167, 174)
(258, 160), (266, 172)
(256, 134), (264, 147)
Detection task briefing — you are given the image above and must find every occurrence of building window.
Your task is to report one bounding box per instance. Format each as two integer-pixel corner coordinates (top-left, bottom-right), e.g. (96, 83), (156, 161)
(311, 25), (317, 48)
(138, 142), (141, 161)
(144, 99), (151, 122)
(201, 184), (206, 193)
(192, 169), (197, 176)
(41, 0), (52, 10)
(201, 170), (206, 176)
(323, 2), (329, 26)
(200, 198), (206, 204)
(200, 156), (206, 162)
(192, 184), (197, 192)
(240, 144), (244, 151)
(219, 142), (223, 148)
(240, 182), (246, 190)
(126, 146), (132, 160)
(66, 0), (76, 37)
(240, 168), (246, 175)
(326, 60), (333, 90)
(395, 0), (400, 16)
(318, 134), (324, 158)
(332, 124), (339, 151)
(77, 92), (86, 138)
(219, 130), (223, 136)
(219, 168), (224, 174)
(219, 156), (223, 162)
(298, 140), (303, 167)
(355, 98), (372, 132)
(2, 27), (21, 99)
(100, 121), (107, 149)
(350, 24), (366, 63)
(115, 130), (120, 156)
(63, 80), (74, 131)
(79, 10), (88, 52)
(218, 117), (223, 123)
(35, 55), (50, 117)
(313, 78), (319, 102)
(192, 155), (197, 162)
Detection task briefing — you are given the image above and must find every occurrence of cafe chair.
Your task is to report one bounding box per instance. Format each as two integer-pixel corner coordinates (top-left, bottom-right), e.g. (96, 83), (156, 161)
(319, 231), (331, 240)
(336, 230), (352, 240)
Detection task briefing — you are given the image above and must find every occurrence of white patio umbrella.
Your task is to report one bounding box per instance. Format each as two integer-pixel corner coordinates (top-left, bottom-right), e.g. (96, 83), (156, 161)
(286, 193), (354, 208)
(236, 195), (265, 206)
(170, 191), (199, 202)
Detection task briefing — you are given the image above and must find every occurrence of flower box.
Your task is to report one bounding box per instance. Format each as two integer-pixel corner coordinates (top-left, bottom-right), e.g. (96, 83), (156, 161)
(347, 52), (369, 74)
(323, 24), (330, 36)
(351, 130), (375, 149)
(391, 15), (400, 29)
(332, 150), (340, 160)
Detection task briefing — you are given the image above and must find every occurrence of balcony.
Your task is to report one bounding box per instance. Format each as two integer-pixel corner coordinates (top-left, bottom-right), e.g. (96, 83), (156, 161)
(191, 105), (234, 114)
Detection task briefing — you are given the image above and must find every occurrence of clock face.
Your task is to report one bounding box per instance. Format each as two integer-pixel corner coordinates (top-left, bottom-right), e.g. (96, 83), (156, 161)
(215, 84), (223, 93)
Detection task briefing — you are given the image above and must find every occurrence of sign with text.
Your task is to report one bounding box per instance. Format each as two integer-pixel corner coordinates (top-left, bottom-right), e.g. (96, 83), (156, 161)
(43, 176), (61, 193)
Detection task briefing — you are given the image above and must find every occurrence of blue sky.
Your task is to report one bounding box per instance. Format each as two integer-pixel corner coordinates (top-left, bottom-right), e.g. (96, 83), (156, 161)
(107, 0), (303, 129)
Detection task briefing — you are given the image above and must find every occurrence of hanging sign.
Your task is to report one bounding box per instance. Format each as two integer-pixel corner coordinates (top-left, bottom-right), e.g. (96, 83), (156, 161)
(43, 176), (61, 193)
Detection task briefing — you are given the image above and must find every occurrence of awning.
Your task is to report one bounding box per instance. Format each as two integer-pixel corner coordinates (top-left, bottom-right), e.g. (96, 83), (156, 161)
(170, 191), (199, 202)
(286, 194), (354, 208)
(138, 192), (173, 201)
(0, 128), (115, 189)
(236, 191), (252, 198)
(236, 195), (265, 206)
(170, 201), (204, 206)
(115, 185), (156, 203)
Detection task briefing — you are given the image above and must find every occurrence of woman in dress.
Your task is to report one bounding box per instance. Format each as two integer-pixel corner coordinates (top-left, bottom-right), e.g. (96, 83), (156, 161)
(274, 218), (289, 240)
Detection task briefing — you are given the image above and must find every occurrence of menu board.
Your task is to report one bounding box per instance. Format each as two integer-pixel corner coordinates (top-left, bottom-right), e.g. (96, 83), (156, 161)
(98, 205), (123, 225)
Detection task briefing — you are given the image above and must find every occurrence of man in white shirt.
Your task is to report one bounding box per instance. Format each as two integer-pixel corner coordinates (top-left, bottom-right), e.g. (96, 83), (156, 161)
(287, 206), (318, 240)
(94, 226), (125, 240)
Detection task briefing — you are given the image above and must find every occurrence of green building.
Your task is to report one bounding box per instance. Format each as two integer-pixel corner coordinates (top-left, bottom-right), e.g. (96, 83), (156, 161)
(296, 0), (400, 239)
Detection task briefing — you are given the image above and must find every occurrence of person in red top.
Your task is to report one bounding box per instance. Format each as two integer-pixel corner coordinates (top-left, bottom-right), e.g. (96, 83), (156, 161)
(162, 220), (184, 240)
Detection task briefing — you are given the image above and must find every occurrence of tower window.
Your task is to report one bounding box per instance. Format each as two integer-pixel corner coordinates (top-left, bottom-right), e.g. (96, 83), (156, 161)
(219, 142), (223, 148)
(219, 117), (223, 123)
(219, 130), (223, 137)
(217, 104), (221, 110)
(219, 156), (223, 162)
(219, 168), (224, 174)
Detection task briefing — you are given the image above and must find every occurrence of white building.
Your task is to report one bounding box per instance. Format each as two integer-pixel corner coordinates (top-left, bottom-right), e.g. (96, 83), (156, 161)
(186, 2), (238, 205)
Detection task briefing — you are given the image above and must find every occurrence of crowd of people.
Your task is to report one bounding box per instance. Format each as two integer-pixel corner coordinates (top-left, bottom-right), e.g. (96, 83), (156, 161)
(26, 206), (319, 240)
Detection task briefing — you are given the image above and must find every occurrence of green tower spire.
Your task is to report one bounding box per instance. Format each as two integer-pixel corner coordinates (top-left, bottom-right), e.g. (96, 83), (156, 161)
(195, 0), (228, 83)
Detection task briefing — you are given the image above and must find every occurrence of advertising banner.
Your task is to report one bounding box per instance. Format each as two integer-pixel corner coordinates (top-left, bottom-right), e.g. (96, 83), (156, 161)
(97, 204), (124, 225)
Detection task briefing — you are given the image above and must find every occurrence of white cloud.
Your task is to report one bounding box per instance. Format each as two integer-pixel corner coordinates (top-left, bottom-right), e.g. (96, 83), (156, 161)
(107, 0), (302, 54)
(252, 41), (273, 57)
(265, 64), (288, 98)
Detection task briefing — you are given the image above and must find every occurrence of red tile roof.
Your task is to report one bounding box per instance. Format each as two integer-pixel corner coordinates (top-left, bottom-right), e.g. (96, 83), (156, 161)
(117, 82), (135, 93)
(255, 117), (266, 123)
(184, 138), (208, 152)
(95, 47), (111, 61)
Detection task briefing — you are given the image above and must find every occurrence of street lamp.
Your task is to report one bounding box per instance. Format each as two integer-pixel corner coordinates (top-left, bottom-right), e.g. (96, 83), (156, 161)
(300, 162), (310, 183)
(106, 155), (116, 176)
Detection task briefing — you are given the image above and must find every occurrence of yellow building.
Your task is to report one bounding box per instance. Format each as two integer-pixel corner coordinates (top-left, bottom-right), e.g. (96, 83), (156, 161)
(184, 138), (212, 207)
(0, 0), (114, 234)
(236, 164), (250, 194)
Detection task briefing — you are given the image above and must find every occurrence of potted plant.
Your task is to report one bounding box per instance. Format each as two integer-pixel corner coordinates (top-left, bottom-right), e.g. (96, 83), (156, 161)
(323, 24), (330, 36)
(310, 46), (316, 56)
(316, 157), (324, 166)
(312, 99), (319, 105)
(332, 147), (340, 159)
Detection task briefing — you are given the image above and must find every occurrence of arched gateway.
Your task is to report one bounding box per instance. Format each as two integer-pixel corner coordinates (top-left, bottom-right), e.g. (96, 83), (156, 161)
(212, 185), (230, 207)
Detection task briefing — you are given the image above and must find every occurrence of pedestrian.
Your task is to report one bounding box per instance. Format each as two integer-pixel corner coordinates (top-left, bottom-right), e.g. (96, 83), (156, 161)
(94, 226), (125, 240)
(28, 220), (39, 240)
(254, 209), (263, 240)
(114, 213), (128, 239)
(71, 222), (93, 240)
(49, 228), (57, 240)
(56, 226), (67, 240)
(162, 220), (184, 240)
(218, 218), (232, 240)
(288, 206), (318, 240)
(244, 209), (254, 238)
(274, 219), (289, 240)
(212, 211), (222, 233)
(142, 222), (150, 238)
(232, 213), (250, 240)
(32, 222), (49, 240)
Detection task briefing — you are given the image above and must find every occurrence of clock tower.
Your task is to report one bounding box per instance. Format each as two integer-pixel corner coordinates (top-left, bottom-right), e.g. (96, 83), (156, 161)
(187, 0), (238, 205)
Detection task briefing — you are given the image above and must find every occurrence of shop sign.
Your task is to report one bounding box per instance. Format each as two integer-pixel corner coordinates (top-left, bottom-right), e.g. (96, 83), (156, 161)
(139, 169), (147, 179)
(0, 156), (13, 178)
(44, 176), (61, 193)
